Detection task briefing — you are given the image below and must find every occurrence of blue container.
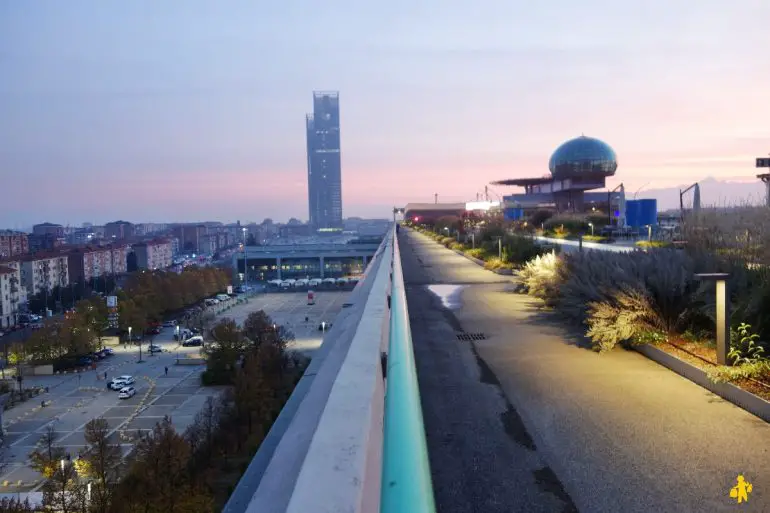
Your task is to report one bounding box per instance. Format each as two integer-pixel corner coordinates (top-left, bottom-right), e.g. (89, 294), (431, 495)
(504, 208), (524, 221)
(637, 199), (657, 227)
(625, 200), (641, 227)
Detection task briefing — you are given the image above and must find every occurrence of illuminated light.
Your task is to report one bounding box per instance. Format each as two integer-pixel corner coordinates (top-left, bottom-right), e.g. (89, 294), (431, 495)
(465, 201), (501, 211)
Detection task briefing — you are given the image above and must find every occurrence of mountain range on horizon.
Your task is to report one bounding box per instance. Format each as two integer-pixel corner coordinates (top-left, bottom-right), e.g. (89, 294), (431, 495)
(631, 177), (767, 211)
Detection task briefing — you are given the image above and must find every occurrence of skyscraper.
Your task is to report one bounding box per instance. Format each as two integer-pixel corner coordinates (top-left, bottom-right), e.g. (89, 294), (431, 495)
(306, 91), (342, 230)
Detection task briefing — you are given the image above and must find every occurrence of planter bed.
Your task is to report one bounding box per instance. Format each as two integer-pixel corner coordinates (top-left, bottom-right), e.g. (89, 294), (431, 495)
(636, 343), (770, 423)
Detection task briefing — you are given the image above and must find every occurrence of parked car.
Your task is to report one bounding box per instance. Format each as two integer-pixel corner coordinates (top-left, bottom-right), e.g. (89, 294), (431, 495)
(77, 356), (93, 367)
(147, 344), (162, 354)
(109, 375), (135, 390)
(182, 336), (203, 347)
(162, 320), (177, 328)
(118, 386), (136, 399)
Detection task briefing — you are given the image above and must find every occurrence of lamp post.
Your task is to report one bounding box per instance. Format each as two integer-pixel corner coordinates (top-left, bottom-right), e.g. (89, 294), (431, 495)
(695, 273), (731, 365)
(588, 223), (594, 237)
(175, 325), (180, 342)
(471, 233), (475, 249)
(321, 321), (326, 335)
(127, 326), (132, 346)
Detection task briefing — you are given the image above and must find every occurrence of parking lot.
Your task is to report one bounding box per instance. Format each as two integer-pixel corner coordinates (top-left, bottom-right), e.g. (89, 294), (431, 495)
(0, 289), (351, 492)
(223, 290), (351, 353)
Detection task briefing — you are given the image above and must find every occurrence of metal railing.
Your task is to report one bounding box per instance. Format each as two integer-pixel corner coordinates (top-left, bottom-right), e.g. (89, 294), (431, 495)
(381, 227), (436, 513)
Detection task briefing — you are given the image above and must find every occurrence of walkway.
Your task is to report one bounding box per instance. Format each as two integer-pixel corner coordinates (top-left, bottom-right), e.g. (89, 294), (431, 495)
(400, 228), (770, 513)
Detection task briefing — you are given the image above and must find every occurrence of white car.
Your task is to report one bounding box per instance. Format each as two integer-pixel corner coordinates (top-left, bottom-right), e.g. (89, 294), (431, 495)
(118, 386), (136, 399)
(109, 375), (135, 390)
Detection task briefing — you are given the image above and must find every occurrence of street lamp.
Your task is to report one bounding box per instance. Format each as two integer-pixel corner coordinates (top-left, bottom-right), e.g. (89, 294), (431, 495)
(127, 326), (132, 346)
(695, 273), (731, 365)
(646, 224), (652, 242)
(588, 223), (594, 237)
(175, 325), (180, 342)
(321, 321), (326, 334)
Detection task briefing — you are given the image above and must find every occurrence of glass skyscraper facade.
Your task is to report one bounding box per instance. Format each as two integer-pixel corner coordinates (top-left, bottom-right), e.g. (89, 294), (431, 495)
(306, 91), (343, 230)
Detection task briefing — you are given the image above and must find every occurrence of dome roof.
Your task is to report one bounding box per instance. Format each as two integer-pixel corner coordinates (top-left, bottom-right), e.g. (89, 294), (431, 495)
(548, 136), (617, 179)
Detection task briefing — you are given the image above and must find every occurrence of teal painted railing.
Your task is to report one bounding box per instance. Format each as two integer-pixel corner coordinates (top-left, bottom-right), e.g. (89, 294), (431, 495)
(381, 228), (437, 513)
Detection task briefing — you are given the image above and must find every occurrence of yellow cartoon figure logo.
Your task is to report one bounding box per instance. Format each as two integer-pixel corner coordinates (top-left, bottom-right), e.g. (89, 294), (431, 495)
(729, 475), (753, 504)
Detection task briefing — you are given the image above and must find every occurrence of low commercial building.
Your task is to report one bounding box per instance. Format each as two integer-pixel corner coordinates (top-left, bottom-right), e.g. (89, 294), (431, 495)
(232, 242), (380, 282)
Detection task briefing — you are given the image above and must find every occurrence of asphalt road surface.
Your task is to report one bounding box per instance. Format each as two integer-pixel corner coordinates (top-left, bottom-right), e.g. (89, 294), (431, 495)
(399, 228), (770, 513)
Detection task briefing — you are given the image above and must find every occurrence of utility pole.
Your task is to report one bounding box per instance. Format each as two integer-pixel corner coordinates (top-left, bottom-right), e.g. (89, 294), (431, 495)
(434, 193), (438, 204)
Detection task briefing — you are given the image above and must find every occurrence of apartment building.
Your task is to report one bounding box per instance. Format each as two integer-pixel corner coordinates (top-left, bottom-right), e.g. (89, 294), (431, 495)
(104, 220), (135, 240)
(109, 244), (129, 274)
(0, 263), (25, 329)
(19, 253), (70, 297)
(133, 239), (172, 270)
(199, 234), (218, 255)
(172, 224), (207, 254)
(0, 230), (29, 258)
(32, 222), (64, 237)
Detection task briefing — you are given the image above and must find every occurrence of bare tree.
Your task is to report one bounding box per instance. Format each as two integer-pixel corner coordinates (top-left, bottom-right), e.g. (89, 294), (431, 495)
(29, 424), (65, 478)
(79, 418), (122, 513)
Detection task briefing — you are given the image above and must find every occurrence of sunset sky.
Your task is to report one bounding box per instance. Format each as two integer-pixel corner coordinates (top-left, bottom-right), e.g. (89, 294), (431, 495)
(2, 0), (770, 227)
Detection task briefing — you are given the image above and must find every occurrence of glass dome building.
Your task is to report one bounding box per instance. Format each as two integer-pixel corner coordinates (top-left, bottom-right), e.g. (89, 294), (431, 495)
(548, 136), (618, 180)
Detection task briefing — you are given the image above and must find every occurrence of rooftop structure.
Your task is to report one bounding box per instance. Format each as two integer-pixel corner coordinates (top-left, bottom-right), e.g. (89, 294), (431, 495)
(493, 135), (626, 222)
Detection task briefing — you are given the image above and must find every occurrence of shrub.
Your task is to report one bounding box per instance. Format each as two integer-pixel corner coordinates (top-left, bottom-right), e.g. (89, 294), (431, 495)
(635, 240), (671, 248)
(465, 248), (486, 260)
(449, 242), (465, 251)
(555, 250), (704, 350)
(501, 234), (547, 266)
(585, 288), (659, 352)
(520, 252), (562, 302)
(728, 323), (765, 365)
(706, 360), (770, 384)
(544, 215), (589, 237)
(484, 258), (513, 271)
(440, 236), (455, 246)
(528, 209), (554, 228)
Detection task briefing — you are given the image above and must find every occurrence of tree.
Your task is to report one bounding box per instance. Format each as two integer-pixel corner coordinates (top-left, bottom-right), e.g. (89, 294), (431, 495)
(29, 424), (66, 478)
(111, 417), (212, 513)
(435, 215), (463, 234)
(186, 397), (223, 470)
(0, 497), (36, 512)
(79, 418), (122, 513)
(76, 297), (110, 349)
(234, 350), (276, 438)
(41, 460), (87, 513)
(204, 319), (247, 385)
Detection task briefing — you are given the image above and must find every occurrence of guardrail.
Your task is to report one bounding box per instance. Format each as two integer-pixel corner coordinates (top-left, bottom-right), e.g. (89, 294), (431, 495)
(223, 224), (436, 513)
(381, 228), (436, 513)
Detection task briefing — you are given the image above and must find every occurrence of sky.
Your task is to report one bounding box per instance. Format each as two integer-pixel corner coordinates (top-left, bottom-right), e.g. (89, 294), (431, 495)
(2, 0), (770, 228)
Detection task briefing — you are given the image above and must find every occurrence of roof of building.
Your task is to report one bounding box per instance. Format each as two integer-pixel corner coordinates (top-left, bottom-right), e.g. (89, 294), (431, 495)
(403, 203), (467, 212)
(491, 177), (555, 187)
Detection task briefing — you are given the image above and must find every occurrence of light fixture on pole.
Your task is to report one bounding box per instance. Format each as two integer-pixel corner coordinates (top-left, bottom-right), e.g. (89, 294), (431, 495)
(588, 222), (594, 237)
(695, 273), (731, 366)
(321, 321), (326, 334)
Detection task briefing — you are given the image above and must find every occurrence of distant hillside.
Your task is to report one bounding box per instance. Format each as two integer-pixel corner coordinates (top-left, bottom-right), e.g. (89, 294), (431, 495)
(638, 177), (767, 210)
